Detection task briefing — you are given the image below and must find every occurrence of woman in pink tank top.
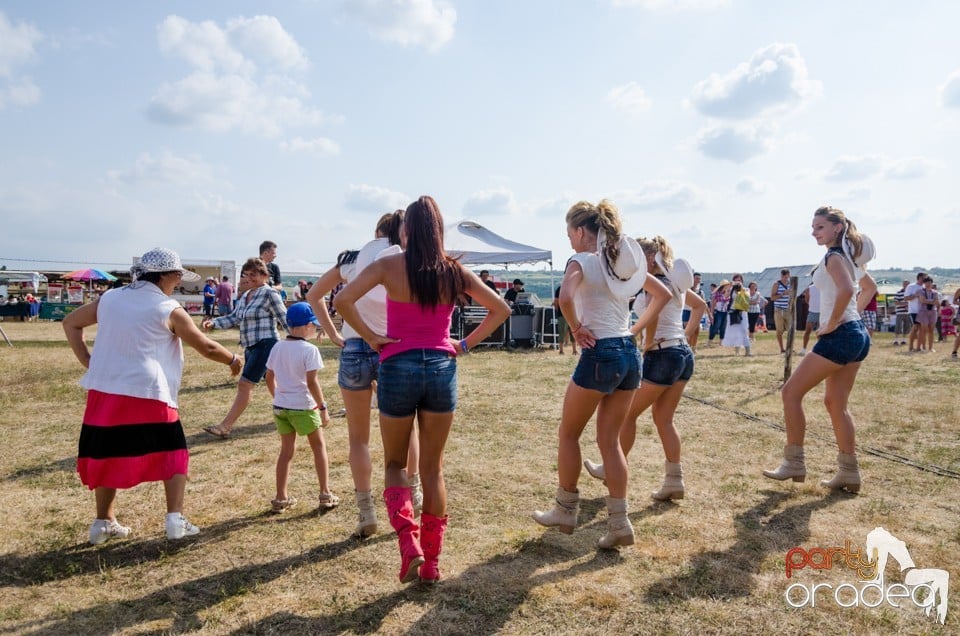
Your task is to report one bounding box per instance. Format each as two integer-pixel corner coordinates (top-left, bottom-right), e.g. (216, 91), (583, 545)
(335, 196), (510, 585)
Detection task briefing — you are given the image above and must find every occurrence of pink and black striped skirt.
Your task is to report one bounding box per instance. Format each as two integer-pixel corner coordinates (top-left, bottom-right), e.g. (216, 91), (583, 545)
(77, 390), (189, 490)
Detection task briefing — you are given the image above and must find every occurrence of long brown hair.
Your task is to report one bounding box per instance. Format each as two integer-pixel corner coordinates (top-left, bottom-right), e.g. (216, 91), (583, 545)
(376, 210), (404, 246)
(404, 196), (465, 308)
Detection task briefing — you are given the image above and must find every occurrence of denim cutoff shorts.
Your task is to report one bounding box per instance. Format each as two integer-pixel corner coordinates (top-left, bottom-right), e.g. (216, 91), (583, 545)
(812, 320), (870, 365)
(338, 338), (380, 390)
(572, 336), (641, 394)
(642, 344), (694, 386)
(242, 337), (277, 384)
(377, 349), (457, 417)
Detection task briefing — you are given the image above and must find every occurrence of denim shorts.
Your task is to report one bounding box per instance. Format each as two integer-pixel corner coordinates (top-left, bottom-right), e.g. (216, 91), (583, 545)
(377, 349), (457, 417)
(242, 337), (277, 384)
(806, 311), (820, 330)
(338, 338), (380, 390)
(572, 336), (641, 394)
(642, 344), (694, 386)
(812, 320), (870, 365)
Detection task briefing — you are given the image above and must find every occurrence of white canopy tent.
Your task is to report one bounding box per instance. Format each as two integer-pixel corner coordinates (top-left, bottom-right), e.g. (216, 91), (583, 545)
(444, 220), (557, 348)
(444, 220), (552, 268)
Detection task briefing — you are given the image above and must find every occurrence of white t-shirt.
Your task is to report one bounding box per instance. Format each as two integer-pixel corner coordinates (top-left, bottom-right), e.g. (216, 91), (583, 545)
(569, 253), (631, 339)
(635, 275), (684, 341)
(339, 237), (402, 340)
(905, 282), (923, 314)
(266, 338), (324, 410)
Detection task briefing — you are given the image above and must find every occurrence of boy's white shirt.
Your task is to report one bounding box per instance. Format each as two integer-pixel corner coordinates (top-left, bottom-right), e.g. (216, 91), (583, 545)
(266, 339), (324, 410)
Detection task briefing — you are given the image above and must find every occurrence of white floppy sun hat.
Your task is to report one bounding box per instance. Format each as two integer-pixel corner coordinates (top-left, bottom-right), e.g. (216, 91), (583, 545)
(132, 247), (201, 282)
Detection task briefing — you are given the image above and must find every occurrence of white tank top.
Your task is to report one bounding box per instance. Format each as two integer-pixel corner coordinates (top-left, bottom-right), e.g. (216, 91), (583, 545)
(635, 275), (684, 341)
(80, 282), (185, 408)
(569, 253), (631, 339)
(812, 248), (860, 326)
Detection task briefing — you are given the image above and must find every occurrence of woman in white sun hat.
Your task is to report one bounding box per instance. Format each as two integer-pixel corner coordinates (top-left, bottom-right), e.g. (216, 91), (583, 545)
(64, 247), (243, 544)
(764, 206), (877, 494)
(583, 236), (707, 502)
(533, 200), (671, 550)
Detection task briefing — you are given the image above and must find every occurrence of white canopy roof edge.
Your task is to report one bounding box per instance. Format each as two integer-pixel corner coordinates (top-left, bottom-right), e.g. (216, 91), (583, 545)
(444, 220), (552, 266)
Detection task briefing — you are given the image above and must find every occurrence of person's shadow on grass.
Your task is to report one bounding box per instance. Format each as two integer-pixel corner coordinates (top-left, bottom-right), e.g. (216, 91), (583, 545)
(229, 495), (677, 635)
(2, 520), (392, 635)
(644, 489), (843, 601)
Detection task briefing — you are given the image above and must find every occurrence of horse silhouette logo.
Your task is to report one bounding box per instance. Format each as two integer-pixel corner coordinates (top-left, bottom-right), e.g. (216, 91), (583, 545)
(865, 527), (949, 625)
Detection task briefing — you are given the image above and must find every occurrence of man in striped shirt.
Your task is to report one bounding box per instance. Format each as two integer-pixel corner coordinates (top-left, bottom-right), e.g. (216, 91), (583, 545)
(892, 279), (911, 345)
(770, 269), (793, 354)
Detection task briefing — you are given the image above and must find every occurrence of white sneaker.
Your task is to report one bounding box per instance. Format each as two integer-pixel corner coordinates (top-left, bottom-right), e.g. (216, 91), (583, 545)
(798, 348), (807, 356)
(165, 513), (200, 540)
(89, 518), (132, 545)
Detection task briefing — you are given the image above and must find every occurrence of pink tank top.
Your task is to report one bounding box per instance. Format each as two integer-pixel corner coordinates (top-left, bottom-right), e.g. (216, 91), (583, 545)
(380, 298), (456, 361)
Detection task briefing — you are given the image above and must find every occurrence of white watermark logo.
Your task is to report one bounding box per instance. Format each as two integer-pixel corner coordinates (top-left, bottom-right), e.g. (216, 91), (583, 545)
(784, 527), (949, 625)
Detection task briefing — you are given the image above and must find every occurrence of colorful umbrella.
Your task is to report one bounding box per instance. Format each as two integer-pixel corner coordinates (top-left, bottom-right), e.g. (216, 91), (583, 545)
(62, 268), (118, 282)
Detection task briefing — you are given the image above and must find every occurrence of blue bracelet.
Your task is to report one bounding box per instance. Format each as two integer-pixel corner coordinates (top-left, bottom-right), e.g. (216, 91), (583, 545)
(460, 339), (469, 354)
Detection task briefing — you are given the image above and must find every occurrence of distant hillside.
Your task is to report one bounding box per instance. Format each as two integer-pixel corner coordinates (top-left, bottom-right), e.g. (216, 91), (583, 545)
(282, 267), (960, 301)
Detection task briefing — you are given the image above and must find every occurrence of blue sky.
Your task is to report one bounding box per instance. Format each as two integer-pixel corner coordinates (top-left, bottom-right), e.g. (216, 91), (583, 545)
(2, 0), (959, 275)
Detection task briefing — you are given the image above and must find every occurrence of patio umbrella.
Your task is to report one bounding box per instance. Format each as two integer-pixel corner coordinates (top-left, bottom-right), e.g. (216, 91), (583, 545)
(62, 268), (118, 292)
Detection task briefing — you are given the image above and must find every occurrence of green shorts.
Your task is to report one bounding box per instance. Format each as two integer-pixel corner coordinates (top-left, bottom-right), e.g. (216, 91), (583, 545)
(273, 407), (321, 436)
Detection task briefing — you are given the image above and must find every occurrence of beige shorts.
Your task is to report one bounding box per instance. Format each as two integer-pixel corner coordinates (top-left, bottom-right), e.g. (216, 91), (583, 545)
(774, 308), (793, 335)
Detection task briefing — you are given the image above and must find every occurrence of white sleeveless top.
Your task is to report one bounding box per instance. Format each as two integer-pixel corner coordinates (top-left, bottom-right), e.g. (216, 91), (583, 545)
(80, 282), (185, 408)
(339, 237), (402, 339)
(812, 247), (860, 327)
(569, 253), (631, 339)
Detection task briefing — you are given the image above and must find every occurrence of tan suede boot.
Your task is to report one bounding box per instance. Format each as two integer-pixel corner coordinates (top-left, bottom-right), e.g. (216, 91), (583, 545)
(354, 490), (378, 538)
(651, 461), (684, 501)
(532, 487), (579, 534)
(820, 452), (861, 493)
(597, 496), (634, 549)
(763, 444), (806, 482)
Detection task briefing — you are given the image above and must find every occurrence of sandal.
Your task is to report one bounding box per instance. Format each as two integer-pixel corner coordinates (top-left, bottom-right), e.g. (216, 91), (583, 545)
(318, 492), (340, 510)
(271, 497), (298, 513)
(203, 425), (230, 439)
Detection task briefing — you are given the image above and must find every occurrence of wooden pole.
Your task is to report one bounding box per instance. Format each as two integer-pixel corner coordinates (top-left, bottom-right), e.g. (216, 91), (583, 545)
(783, 276), (798, 381)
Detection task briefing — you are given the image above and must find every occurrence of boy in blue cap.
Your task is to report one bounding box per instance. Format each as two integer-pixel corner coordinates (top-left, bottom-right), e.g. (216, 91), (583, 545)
(265, 302), (339, 512)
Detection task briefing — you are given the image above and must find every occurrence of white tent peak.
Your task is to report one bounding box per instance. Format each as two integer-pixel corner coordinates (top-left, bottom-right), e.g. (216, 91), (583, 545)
(444, 220), (552, 267)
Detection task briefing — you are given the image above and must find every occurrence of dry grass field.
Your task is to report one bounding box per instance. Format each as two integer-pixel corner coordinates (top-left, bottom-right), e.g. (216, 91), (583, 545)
(0, 319), (957, 635)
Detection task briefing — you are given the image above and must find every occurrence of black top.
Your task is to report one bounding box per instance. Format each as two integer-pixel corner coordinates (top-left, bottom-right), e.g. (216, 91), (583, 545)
(267, 262), (281, 288)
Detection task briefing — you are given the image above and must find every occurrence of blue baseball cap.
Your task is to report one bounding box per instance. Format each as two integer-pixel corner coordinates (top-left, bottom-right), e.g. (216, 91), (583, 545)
(286, 302), (321, 328)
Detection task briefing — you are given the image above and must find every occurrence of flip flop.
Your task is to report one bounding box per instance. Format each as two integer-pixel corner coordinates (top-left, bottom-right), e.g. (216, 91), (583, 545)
(203, 425), (230, 439)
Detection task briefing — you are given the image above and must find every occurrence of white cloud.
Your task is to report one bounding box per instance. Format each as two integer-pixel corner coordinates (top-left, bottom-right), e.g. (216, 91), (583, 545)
(690, 43), (821, 119)
(606, 82), (652, 118)
(824, 155), (884, 181)
(463, 187), (519, 217)
(939, 69), (960, 108)
(227, 15), (309, 71)
(342, 0), (456, 51)
(611, 0), (729, 9)
(696, 122), (773, 163)
(884, 156), (935, 180)
(0, 11), (42, 109)
(614, 181), (707, 211)
(344, 183), (411, 212)
(107, 151), (222, 187)
(279, 136), (341, 155)
(0, 11), (41, 77)
(735, 176), (767, 196)
(148, 15), (332, 138)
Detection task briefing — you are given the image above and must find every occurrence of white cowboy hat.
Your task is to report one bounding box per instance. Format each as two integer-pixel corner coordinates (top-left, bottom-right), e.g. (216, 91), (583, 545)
(656, 254), (694, 299)
(844, 233), (875, 268)
(597, 228), (647, 298)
